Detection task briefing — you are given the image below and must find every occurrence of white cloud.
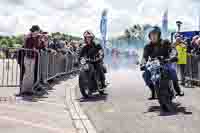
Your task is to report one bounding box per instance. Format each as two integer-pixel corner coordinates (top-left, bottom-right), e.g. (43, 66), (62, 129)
(0, 0), (199, 37)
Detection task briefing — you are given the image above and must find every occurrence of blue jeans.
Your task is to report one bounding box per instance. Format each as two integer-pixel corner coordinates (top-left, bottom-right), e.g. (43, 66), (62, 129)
(143, 63), (178, 87)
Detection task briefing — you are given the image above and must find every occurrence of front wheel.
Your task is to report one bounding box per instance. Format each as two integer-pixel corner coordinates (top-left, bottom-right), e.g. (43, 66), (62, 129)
(158, 79), (175, 112)
(79, 72), (91, 98)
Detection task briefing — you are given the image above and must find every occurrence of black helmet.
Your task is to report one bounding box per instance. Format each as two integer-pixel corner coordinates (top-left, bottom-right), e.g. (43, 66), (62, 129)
(148, 26), (161, 39)
(30, 25), (40, 32)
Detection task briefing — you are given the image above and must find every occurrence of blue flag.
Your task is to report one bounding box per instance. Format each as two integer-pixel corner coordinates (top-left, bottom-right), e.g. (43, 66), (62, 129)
(100, 9), (108, 49)
(162, 9), (168, 37)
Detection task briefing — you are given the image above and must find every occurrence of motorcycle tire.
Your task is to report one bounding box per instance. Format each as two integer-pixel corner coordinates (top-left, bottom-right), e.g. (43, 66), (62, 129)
(103, 65), (107, 73)
(158, 79), (175, 112)
(99, 90), (105, 95)
(159, 96), (175, 112)
(79, 72), (91, 98)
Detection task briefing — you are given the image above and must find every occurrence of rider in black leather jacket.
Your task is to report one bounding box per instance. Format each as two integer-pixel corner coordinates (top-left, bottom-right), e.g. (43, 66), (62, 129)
(79, 30), (106, 88)
(141, 26), (184, 100)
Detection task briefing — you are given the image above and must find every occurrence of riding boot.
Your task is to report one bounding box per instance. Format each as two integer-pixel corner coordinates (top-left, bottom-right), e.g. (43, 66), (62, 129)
(173, 80), (184, 96)
(99, 68), (107, 88)
(101, 80), (107, 88)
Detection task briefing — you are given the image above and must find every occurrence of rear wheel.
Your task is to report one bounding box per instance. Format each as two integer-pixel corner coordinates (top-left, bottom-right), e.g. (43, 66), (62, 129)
(99, 90), (105, 95)
(96, 77), (105, 95)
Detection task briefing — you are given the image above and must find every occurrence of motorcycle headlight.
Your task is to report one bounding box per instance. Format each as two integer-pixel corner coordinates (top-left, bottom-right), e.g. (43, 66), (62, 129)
(156, 74), (160, 79)
(83, 64), (89, 70)
(80, 58), (86, 65)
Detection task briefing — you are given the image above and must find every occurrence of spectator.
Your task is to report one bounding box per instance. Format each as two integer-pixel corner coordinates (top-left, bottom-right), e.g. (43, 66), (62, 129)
(65, 41), (69, 48)
(194, 38), (200, 55)
(191, 35), (199, 54)
(174, 33), (187, 85)
(49, 37), (65, 52)
(184, 38), (192, 53)
(191, 35), (199, 45)
(19, 25), (43, 96)
(39, 31), (49, 50)
(70, 40), (79, 53)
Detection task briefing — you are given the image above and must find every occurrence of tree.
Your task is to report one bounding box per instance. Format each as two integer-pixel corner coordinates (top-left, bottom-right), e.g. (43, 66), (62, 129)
(125, 29), (131, 39)
(7, 38), (14, 47)
(0, 38), (9, 47)
(15, 35), (24, 45)
(122, 24), (145, 41)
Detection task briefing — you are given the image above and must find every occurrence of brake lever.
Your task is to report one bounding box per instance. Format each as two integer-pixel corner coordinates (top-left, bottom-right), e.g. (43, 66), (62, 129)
(157, 56), (164, 61)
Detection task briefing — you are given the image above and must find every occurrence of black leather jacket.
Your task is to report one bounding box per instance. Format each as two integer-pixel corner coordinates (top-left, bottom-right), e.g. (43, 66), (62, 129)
(142, 39), (178, 63)
(79, 42), (104, 63)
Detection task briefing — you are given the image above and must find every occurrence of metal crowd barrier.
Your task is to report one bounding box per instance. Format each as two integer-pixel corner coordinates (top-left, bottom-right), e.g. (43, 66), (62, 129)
(0, 48), (79, 92)
(0, 48), (40, 91)
(39, 49), (79, 83)
(177, 54), (200, 85)
(0, 48), (21, 87)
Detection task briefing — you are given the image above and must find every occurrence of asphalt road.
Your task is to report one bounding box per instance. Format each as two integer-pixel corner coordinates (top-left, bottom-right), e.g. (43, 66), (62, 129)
(76, 59), (200, 133)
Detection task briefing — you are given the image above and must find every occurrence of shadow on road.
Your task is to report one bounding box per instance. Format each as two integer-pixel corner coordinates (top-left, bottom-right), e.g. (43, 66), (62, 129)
(17, 73), (78, 103)
(78, 94), (108, 103)
(21, 95), (49, 102)
(145, 103), (192, 116)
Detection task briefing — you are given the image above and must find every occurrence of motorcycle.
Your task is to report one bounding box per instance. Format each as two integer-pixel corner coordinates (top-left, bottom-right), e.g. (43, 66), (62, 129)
(142, 57), (176, 112)
(79, 57), (106, 98)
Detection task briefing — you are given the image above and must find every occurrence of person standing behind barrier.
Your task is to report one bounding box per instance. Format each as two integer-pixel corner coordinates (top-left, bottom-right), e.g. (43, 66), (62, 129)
(40, 31), (49, 49)
(49, 37), (65, 53)
(191, 35), (199, 54)
(174, 33), (187, 85)
(192, 38), (200, 55)
(19, 25), (42, 96)
(70, 40), (79, 53)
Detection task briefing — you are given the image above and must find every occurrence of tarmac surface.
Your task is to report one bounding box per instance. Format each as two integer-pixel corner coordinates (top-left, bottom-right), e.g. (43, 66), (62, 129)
(76, 65), (200, 133)
(1, 55), (200, 133)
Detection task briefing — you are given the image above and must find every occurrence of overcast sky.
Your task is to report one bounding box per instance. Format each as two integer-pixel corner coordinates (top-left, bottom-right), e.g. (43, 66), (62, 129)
(0, 0), (200, 37)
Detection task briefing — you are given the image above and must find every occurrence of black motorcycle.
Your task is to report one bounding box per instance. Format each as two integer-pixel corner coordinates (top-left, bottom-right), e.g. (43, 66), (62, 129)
(141, 57), (176, 112)
(79, 57), (106, 98)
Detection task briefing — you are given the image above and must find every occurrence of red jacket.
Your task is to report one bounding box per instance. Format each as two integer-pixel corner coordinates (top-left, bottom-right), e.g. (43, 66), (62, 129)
(24, 32), (46, 58)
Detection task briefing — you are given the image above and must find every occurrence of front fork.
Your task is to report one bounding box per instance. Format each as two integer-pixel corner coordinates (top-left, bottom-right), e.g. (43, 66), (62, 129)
(152, 81), (160, 98)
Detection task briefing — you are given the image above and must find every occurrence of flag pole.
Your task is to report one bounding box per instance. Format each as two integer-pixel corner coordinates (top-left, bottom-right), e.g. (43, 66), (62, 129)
(100, 9), (108, 51)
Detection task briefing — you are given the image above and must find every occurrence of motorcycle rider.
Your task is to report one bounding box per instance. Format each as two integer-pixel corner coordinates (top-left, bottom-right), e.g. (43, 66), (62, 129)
(141, 26), (184, 100)
(79, 30), (107, 88)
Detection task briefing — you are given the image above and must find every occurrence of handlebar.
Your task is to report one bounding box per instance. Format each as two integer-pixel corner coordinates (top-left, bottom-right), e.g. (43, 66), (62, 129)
(140, 56), (170, 71)
(148, 56), (164, 61)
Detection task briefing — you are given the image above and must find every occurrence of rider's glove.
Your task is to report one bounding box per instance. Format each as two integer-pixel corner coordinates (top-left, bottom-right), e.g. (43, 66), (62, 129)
(157, 56), (164, 60)
(140, 64), (145, 71)
(163, 59), (170, 64)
